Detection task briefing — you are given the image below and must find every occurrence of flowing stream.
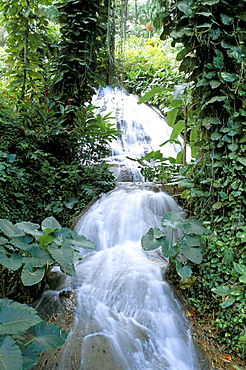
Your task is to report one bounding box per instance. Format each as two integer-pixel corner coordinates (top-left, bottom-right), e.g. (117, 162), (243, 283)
(45, 87), (204, 369)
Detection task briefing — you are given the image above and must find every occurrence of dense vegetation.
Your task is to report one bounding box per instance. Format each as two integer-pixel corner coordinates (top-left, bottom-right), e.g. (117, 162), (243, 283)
(0, 0), (245, 367)
(0, 1), (117, 367)
(114, 0), (246, 362)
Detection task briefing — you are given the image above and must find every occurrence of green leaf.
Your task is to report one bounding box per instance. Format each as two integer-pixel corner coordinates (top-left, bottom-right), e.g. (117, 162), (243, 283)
(141, 228), (166, 251)
(211, 285), (230, 296)
(190, 188), (205, 197)
(177, 3), (193, 15)
(205, 96), (226, 106)
(39, 233), (55, 246)
(138, 87), (167, 104)
(201, 0), (219, 5)
(161, 239), (178, 257)
(70, 232), (96, 249)
(212, 202), (222, 210)
(211, 132), (222, 140)
(0, 335), (23, 370)
(21, 344), (40, 370)
(182, 234), (200, 247)
(10, 236), (33, 251)
(228, 143), (238, 151)
(167, 100), (182, 127)
(238, 157), (246, 166)
(48, 242), (74, 269)
(26, 321), (67, 353)
(0, 237), (8, 245)
(0, 252), (22, 271)
(220, 72), (237, 82)
(21, 263), (45, 286)
(183, 219), (211, 235)
(0, 300), (41, 334)
(181, 247), (203, 264)
(230, 287), (243, 296)
(178, 179), (194, 188)
(220, 13), (233, 25)
(233, 262), (246, 275)
(24, 246), (53, 267)
(220, 297), (235, 308)
(41, 217), (61, 231)
(63, 198), (79, 209)
(209, 80), (221, 89)
(176, 261), (192, 281)
(170, 121), (185, 140)
(15, 222), (42, 237)
(161, 212), (184, 230)
(239, 274), (246, 283)
(0, 219), (24, 238)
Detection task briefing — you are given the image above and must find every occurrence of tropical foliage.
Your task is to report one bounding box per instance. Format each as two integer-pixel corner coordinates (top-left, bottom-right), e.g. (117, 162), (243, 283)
(151, 0), (246, 358)
(0, 298), (67, 370)
(141, 211), (211, 282)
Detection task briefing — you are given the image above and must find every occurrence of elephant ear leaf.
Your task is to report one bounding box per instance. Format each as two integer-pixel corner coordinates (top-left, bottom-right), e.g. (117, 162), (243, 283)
(26, 321), (67, 353)
(41, 217), (61, 231)
(0, 335), (23, 370)
(0, 299), (41, 335)
(141, 227), (166, 251)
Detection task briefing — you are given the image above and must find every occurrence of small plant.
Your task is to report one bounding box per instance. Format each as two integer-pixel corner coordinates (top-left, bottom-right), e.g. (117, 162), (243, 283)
(141, 211), (211, 283)
(0, 216), (96, 299)
(0, 298), (67, 370)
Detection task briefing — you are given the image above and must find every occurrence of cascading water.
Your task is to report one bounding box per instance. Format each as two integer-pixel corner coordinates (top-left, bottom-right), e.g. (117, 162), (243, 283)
(40, 87), (205, 369)
(92, 86), (187, 182)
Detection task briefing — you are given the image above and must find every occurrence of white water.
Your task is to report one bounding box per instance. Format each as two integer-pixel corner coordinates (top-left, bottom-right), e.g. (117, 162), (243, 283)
(51, 87), (201, 369)
(92, 86), (187, 182)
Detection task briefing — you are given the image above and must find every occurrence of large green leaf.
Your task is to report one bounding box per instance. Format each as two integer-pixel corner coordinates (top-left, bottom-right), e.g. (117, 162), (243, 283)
(48, 242), (74, 268)
(0, 335), (23, 370)
(211, 285), (230, 296)
(0, 303), (41, 335)
(137, 87), (167, 104)
(39, 233), (55, 246)
(26, 321), (67, 353)
(10, 236), (33, 251)
(161, 212), (184, 230)
(0, 252), (22, 271)
(181, 247), (203, 264)
(183, 219), (211, 235)
(21, 345), (40, 370)
(70, 232), (96, 249)
(41, 217), (61, 231)
(167, 100), (182, 127)
(15, 222), (42, 237)
(170, 120), (185, 141)
(176, 261), (192, 281)
(182, 234), (200, 247)
(0, 219), (24, 238)
(23, 246), (53, 267)
(161, 239), (178, 257)
(141, 228), (167, 251)
(21, 263), (45, 286)
(0, 237), (8, 245)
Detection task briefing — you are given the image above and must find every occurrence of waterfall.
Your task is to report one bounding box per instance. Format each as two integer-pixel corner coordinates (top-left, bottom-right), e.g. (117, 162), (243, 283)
(40, 87), (204, 369)
(92, 86), (187, 182)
